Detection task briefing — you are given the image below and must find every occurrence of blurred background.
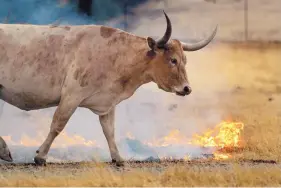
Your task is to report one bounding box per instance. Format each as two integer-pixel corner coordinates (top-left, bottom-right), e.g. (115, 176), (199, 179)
(0, 0), (280, 41)
(0, 0), (280, 163)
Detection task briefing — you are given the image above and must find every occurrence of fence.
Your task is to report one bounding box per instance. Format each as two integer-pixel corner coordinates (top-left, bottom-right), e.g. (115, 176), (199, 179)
(121, 0), (281, 42)
(0, 0), (280, 42)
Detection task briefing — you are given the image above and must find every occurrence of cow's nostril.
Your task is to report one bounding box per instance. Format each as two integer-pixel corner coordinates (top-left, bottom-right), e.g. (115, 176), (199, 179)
(183, 86), (192, 94)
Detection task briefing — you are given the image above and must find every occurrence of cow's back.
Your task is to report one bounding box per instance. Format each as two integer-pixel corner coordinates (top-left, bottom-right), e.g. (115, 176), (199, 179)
(0, 23), (147, 111)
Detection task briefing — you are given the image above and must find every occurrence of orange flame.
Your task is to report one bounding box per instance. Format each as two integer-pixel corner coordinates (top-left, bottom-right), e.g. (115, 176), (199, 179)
(3, 132), (97, 148)
(191, 121), (244, 148)
(128, 121), (244, 160)
(3, 120), (243, 161)
(126, 132), (135, 140)
(191, 121), (244, 159)
(144, 129), (191, 147)
(214, 153), (231, 160)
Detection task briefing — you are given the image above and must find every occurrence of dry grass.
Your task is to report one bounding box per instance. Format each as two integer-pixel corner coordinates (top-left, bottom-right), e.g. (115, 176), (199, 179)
(201, 41), (281, 162)
(0, 41), (280, 186)
(1, 163), (281, 186)
(188, 41), (281, 163)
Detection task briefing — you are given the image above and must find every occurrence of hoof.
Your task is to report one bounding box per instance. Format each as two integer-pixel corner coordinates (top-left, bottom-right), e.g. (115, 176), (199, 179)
(112, 159), (125, 167)
(0, 151), (13, 162)
(34, 156), (46, 166)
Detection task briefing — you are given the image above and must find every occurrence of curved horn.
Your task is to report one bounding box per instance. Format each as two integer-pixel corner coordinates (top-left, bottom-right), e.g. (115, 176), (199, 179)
(181, 26), (218, 51)
(156, 10), (172, 48)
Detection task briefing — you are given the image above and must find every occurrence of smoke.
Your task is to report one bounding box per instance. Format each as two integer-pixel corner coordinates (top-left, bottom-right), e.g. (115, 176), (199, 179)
(0, 0), (149, 26)
(0, 0), (227, 163)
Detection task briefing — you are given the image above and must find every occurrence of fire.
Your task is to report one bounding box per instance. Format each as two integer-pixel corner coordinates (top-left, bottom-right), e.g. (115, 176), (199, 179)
(214, 153), (231, 160)
(144, 129), (191, 147)
(2, 117), (243, 161)
(126, 132), (135, 140)
(131, 121), (244, 160)
(1, 111), (98, 148)
(191, 121), (244, 160)
(184, 155), (191, 161)
(191, 121), (244, 149)
(3, 132), (97, 148)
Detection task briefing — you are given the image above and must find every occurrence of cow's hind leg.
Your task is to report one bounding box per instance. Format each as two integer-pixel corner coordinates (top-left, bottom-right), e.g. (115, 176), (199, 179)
(0, 136), (13, 162)
(34, 96), (81, 165)
(93, 108), (124, 166)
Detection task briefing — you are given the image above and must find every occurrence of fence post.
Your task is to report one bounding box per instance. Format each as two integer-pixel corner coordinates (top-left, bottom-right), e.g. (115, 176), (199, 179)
(164, 0), (168, 8)
(124, 0), (128, 31)
(244, 0), (248, 41)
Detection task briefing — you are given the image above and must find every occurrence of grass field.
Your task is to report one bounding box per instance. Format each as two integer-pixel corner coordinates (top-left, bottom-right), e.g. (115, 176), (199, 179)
(188, 41), (281, 162)
(0, 41), (280, 186)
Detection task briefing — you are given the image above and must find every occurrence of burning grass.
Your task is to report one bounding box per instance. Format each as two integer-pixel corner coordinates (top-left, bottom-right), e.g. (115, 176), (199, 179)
(138, 120), (245, 160)
(191, 121), (244, 148)
(191, 121), (244, 160)
(0, 41), (281, 186)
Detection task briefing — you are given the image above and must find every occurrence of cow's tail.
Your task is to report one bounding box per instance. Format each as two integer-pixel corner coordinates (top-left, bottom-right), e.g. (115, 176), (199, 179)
(0, 136), (13, 162)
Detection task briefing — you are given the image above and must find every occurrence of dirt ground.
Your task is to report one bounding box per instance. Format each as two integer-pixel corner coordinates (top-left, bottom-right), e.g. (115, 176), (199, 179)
(0, 41), (280, 186)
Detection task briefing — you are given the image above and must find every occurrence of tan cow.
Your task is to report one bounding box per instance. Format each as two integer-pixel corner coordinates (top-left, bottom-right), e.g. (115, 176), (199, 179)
(0, 11), (216, 166)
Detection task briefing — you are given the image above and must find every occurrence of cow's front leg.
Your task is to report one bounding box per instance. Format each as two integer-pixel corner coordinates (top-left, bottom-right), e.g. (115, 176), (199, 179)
(94, 108), (124, 166)
(34, 97), (81, 165)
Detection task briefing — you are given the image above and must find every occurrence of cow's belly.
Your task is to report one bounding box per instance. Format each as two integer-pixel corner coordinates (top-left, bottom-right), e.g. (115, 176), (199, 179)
(80, 89), (133, 116)
(0, 80), (61, 111)
(0, 58), (65, 110)
(80, 94), (118, 115)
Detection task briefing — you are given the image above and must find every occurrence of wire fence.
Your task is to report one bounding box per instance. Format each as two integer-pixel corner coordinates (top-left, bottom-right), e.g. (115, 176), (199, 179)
(121, 0), (280, 42)
(0, 0), (280, 42)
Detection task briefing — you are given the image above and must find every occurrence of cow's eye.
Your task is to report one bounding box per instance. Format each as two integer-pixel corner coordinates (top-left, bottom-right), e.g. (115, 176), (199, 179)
(170, 58), (177, 65)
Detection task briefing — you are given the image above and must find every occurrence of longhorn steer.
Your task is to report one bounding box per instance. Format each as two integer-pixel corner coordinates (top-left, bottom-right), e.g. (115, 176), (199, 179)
(0, 11), (217, 166)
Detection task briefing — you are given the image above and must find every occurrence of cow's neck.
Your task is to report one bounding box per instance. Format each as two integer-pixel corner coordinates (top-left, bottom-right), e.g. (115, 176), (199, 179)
(116, 41), (153, 98)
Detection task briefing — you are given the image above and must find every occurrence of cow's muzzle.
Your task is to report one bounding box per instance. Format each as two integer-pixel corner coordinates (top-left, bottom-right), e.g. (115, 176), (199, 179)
(176, 86), (192, 96)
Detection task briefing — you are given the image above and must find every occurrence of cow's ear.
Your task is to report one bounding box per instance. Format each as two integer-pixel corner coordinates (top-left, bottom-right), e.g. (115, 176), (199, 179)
(147, 37), (157, 50)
